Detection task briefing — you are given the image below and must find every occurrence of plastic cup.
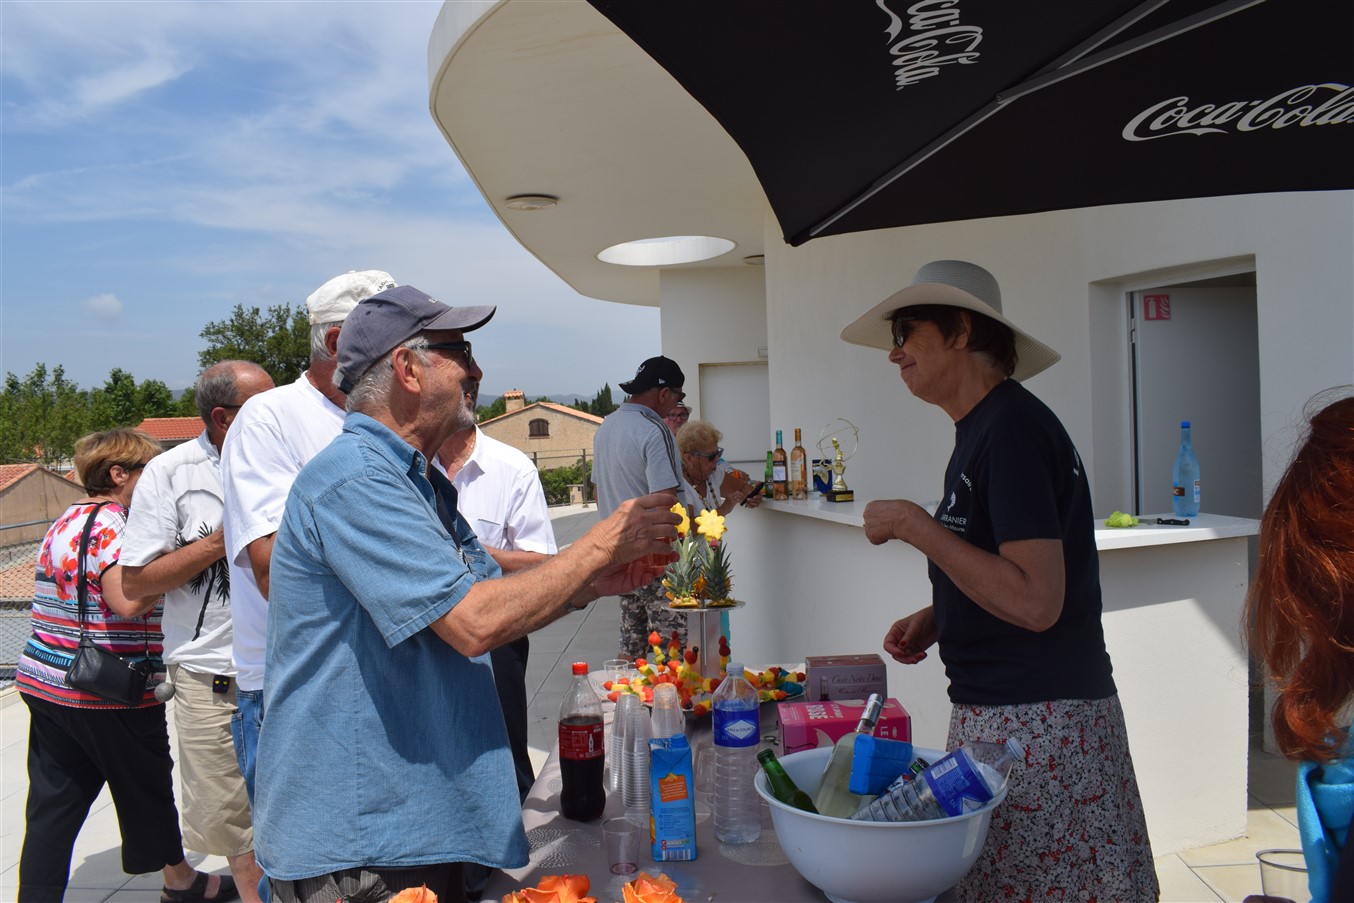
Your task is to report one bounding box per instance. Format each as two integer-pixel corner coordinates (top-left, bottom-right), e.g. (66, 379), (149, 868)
(602, 816), (643, 875)
(645, 538), (674, 573)
(651, 683), (683, 738)
(603, 658), (630, 684)
(1256, 848), (1308, 901)
(610, 694), (639, 794)
(622, 704), (652, 812)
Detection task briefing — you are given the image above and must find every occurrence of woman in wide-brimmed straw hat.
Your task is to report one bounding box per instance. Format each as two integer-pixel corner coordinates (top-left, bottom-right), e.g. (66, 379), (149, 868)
(841, 260), (1157, 902)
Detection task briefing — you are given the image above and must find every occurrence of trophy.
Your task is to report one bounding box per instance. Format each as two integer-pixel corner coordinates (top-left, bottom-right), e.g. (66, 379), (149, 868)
(817, 419), (858, 502)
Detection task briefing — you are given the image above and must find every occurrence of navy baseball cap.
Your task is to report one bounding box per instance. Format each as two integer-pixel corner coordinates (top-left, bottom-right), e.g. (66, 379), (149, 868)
(334, 285), (495, 393)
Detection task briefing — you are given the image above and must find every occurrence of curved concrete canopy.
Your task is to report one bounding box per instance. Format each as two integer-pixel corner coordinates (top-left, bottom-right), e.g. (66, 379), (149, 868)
(428, 0), (768, 308)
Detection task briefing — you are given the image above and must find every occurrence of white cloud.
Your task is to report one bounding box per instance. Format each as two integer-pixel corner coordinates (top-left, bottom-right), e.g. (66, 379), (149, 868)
(82, 292), (124, 322)
(74, 53), (190, 111)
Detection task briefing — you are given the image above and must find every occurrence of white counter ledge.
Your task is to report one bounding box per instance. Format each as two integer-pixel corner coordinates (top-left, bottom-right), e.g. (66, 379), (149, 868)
(757, 498), (1258, 549)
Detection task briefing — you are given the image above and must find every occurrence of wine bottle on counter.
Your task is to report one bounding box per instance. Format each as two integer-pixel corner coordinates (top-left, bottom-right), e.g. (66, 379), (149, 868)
(772, 430), (789, 500)
(757, 749), (817, 813)
(790, 428), (808, 499)
(812, 693), (884, 818)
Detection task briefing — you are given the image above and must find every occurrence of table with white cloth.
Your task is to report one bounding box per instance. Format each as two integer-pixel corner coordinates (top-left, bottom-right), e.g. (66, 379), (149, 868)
(482, 701), (830, 903)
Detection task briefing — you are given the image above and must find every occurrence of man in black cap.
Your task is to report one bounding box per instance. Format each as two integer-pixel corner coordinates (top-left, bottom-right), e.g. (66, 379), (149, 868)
(593, 355), (689, 658)
(254, 286), (678, 903)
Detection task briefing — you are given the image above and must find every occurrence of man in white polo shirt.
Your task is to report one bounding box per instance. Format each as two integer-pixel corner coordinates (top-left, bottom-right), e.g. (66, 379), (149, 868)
(122, 359), (275, 902)
(436, 389), (556, 900)
(220, 269), (395, 802)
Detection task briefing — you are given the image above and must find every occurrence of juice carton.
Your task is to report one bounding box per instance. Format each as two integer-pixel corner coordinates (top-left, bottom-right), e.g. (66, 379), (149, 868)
(648, 734), (697, 861)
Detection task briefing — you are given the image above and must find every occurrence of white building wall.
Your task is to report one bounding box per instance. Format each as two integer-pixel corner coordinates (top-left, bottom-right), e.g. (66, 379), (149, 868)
(658, 265), (768, 425)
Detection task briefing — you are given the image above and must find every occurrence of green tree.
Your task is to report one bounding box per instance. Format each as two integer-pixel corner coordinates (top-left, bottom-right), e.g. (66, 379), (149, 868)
(575, 384), (617, 417)
(172, 387), (200, 417)
(137, 379), (177, 418)
(89, 368), (143, 430)
(198, 303), (309, 385)
(0, 364), (91, 465)
(538, 457), (592, 506)
(476, 395), (507, 422)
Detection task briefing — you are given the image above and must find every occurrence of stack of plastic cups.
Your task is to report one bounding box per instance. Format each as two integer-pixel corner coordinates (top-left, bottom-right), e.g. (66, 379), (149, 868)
(609, 694), (638, 794)
(650, 683), (683, 740)
(622, 702), (653, 825)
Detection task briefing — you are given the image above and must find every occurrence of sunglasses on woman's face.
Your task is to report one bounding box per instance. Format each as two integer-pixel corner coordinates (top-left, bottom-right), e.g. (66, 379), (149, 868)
(691, 448), (722, 462)
(891, 313), (927, 347)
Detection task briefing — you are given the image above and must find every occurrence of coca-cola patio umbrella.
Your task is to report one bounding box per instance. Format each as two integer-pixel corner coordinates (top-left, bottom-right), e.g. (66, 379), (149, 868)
(586, 0), (1353, 247)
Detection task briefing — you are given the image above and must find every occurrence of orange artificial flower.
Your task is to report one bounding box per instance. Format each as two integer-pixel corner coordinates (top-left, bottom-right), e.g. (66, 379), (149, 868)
(502, 874), (596, 903)
(390, 885), (437, 903)
(621, 872), (685, 903)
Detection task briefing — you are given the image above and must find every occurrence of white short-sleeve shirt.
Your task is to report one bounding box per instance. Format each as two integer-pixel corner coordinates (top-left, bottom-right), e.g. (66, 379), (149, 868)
(220, 373), (345, 691)
(434, 428), (557, 556)
(121, 432), (235, 674)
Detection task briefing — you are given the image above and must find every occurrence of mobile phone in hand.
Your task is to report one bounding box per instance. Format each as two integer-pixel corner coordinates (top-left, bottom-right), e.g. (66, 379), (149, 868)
(740, 481), (767, 506)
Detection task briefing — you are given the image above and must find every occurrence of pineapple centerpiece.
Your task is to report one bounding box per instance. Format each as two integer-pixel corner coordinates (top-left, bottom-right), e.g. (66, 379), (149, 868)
(662, 506), (737, 608)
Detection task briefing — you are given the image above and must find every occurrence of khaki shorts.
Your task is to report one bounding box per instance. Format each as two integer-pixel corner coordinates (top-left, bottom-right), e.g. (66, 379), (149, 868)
(170, 664), (254, 857)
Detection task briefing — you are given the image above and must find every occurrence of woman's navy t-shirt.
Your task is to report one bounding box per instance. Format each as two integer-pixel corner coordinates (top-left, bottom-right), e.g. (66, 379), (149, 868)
(930, 378), (1116, 705)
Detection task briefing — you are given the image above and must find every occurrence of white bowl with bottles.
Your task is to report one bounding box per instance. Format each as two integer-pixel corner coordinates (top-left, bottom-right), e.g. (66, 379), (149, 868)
(754, 745), (1007, 903)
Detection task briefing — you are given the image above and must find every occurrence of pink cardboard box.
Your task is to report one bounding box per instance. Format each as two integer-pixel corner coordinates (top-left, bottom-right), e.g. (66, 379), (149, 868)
(805, 653), (888, 701)
(776, 698), (911, 757)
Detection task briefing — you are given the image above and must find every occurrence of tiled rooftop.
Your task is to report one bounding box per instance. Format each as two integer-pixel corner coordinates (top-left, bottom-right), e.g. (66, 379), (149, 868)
(135, 418), (202, 443)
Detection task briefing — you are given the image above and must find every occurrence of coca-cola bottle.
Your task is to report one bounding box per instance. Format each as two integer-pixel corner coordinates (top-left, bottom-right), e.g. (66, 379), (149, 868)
(559, 661), (606, 820)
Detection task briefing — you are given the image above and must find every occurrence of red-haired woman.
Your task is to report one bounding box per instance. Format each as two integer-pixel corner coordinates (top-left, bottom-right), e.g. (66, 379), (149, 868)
(1248, 392), (1354, 903)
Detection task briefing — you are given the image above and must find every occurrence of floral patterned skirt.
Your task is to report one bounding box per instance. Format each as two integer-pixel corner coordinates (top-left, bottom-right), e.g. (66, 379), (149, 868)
(948, 695), (1160, 902)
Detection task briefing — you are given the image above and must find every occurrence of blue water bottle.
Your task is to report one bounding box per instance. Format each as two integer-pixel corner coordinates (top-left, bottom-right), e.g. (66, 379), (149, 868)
(1172, 421), (1200, 518)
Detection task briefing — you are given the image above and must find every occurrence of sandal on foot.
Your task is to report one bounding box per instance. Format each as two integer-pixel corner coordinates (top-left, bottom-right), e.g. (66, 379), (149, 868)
(161, 871), (239, 903)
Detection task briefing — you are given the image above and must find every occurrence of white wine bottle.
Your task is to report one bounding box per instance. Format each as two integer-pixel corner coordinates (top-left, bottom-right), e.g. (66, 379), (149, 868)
(812, 693), (884, 818)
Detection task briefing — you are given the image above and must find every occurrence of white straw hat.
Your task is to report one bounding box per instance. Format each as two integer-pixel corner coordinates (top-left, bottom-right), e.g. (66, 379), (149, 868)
(840, 259), (1060, 382)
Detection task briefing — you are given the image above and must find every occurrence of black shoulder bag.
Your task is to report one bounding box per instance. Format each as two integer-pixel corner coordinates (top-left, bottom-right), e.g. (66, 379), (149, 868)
(65, 502), (153, 706)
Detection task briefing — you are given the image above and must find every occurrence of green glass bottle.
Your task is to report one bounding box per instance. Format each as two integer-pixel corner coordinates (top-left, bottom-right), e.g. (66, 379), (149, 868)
(757, 748), (818, 813)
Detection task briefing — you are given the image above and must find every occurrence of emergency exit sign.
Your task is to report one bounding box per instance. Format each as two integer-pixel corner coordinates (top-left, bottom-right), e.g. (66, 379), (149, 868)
(1144, 294), (1171, 320)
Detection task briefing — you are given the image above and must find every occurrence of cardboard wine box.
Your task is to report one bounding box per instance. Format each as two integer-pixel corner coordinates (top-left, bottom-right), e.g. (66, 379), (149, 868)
(776, 698), (911, 757)
(805, 653), (888, 701)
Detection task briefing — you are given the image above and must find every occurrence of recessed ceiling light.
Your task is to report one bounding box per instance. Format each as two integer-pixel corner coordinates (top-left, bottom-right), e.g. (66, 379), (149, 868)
(504, 194), (559, 211)
(597, 235), (736, 267)
(743, 254), (765, 266)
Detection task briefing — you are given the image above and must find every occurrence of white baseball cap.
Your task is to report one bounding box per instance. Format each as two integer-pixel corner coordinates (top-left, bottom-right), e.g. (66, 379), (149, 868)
(305, 270), (397, 325)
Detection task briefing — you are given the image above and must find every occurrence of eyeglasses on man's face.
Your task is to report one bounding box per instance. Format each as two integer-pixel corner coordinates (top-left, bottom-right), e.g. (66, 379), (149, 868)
(890, 313), (928, 348)
(424, 341), (475, 369)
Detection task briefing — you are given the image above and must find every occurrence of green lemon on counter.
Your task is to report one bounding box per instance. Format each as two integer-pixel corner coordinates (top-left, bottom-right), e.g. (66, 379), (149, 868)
(1105, 511), (1139, 528)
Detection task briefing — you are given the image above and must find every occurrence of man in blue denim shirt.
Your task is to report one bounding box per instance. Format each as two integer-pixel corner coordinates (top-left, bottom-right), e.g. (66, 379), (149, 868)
(255, 285), (678, 903)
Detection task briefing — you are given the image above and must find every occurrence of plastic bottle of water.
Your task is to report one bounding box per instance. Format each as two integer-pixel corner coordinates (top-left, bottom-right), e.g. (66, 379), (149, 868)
(851, 738), (1023, 823)
(1172, 420), (1200, 517)
(712, 661), (761, 843)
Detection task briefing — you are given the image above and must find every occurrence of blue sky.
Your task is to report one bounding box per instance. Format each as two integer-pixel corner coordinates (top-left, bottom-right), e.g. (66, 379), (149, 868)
(1, 0), (659, 397)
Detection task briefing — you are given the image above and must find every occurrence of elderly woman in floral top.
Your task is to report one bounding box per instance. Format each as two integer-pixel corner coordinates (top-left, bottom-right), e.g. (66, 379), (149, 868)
(17, 429), (237, 903)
